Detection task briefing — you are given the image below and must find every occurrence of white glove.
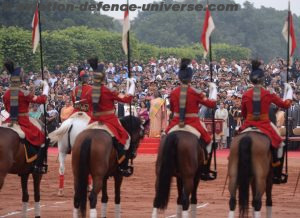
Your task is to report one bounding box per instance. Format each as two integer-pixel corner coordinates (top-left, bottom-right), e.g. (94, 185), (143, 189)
(208, 82), (217, 101)
(126, 78), (136, 96)
(42, 80), (49, 96)
(283, 83), (293, 101)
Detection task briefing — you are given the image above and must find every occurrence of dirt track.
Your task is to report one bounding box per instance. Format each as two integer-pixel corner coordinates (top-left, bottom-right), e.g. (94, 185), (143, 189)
(0, 152), (300, 218)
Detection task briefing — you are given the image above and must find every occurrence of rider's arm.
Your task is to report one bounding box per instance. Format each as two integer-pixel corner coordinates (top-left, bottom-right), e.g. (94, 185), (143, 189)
(112, 91), (133, 104)
(241, 95), (247, 119)
(27, 94), (47, 104)
(271, 93), (291, 109)
(197, 92), (216, 108)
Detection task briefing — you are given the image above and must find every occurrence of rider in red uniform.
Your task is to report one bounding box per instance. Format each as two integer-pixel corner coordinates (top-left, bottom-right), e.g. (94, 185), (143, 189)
(71, 66), (93, 117)
(3, 60), (50, 173)
(239, 60), (292, 183)
(88, 58), (135, 177)
(165, 58), (217, 180)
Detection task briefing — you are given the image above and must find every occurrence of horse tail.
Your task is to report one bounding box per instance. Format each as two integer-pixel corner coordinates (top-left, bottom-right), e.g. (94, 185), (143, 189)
(238, 135), (252, 217)
(156, 133), (178, 210)
(75, 138), (92, 217)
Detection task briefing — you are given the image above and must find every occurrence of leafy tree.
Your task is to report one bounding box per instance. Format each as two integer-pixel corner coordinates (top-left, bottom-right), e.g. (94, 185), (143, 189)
(0, 26), (251, 71)
(132, 0), (300, 61)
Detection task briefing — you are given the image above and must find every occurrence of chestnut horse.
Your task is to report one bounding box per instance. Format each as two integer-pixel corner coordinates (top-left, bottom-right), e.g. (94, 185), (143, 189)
(72, 116), (144, 218)
(151, 131), (206, 218)
(0, 127), (45, 218)
(228, 132), (273, 218)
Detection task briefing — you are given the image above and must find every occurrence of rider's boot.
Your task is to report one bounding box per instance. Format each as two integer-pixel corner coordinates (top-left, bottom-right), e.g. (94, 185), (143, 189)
(199, 140), (215, 181)
(33, 138), (50, 174)
(271, 147), (282, 184)
(113, 138), (133, 177)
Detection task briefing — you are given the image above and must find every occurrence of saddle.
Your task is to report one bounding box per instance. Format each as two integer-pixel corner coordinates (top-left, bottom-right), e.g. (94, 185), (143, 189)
(1, 122), (25, 138)
(240, 126), (262, 134)
(168, 124), (201, 138)
(1, 122), (41, 163)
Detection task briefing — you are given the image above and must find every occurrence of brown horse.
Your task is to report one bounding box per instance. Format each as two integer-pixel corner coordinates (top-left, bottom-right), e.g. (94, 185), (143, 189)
(72, 116), (144, 218)
(0, 127), (44, 218)
(228, 131), (273, 218)
(151, 131), (206, 218)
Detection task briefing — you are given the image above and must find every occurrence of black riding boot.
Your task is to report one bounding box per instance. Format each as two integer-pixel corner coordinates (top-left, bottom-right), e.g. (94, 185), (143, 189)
(33, 138), (50, 174)
(271, 147), (282, 184)
(113, 138), (133, 177)
(199, 140), (215, 181)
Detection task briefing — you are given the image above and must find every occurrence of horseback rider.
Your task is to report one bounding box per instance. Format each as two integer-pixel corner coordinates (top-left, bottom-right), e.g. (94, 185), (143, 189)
(2, 60), (50, 174)
(239, 60), (292, 183)
(88, 57), (136, 177)
(71, 66), (93, 117)
(165, 58), (217, 179)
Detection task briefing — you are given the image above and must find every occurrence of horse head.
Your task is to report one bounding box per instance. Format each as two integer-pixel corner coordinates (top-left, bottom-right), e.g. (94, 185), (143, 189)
(120, 115), (144, 159)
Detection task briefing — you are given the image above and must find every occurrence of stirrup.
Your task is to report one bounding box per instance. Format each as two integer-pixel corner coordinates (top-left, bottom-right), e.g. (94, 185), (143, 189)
(118, 166), (133, 177)
(33, 164), (48, 174)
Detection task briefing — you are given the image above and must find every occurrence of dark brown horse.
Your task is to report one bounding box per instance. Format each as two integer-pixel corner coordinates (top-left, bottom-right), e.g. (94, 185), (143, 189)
(72, 116), (144, 218)
(228, 132), (273, 218)
(0, 127), (44, 218)
(151, 131), (206, 218)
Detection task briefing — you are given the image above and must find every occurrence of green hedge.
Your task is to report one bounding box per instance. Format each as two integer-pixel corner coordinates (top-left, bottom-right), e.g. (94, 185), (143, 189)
(0, 26), (251, 71)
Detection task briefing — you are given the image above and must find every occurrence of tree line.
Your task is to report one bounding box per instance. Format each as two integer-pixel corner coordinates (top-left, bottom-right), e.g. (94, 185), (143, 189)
(0, 26), (251, 71)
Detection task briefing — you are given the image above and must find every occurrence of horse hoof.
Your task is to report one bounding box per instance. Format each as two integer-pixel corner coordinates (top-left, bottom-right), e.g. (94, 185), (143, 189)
(58, 189), (64, 197)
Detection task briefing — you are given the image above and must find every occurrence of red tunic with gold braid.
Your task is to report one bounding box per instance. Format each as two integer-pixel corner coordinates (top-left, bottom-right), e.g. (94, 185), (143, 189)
(239, 87), (291, 148)
(71, 84), (93, 117)
(89, 85), (132, 145)
(166, 86), (216, 144)
(3, 90), (47, 146)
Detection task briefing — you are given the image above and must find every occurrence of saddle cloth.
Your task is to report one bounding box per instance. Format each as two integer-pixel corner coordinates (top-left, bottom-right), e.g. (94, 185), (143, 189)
(86, 121), (115, 137)
(1, 117), (43, 139)
(168, 124), (201, 138)
(24, 143), (38, 163)
(85, 121), (131, 150)
(241, 122), (281, 136)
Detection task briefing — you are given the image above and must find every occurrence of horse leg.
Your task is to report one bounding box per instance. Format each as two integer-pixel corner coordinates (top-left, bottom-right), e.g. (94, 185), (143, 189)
(266, 167), (273, 218)
(21, 174), (30, 218)
(228, 157), (238, 218)
(181, 176), (194, 218)
(33, 173), (42, 218)
(176, 177), (183, 218)
(252, 176), (266, 218)
(101, 177), (109, 218)
(114, 173), (123, 218)
(89, 175), (103, 218)
(58, 151), (66, 196)
(190, 176), (200, 218)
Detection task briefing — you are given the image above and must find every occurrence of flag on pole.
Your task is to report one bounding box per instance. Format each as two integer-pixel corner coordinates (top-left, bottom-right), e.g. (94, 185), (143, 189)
(282, 11), (297, 59)
(122, 5), (130, 55)
(201, 6), (215, 58)
(32, 3), (40, 54)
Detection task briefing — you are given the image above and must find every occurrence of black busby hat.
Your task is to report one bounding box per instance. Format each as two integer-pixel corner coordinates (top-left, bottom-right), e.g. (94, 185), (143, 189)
(178, 58), (193, 84)
(250, 60), (265, 84)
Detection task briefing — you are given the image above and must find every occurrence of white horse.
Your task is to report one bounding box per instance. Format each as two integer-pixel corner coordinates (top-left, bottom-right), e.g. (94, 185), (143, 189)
(49, 112), (91, 196)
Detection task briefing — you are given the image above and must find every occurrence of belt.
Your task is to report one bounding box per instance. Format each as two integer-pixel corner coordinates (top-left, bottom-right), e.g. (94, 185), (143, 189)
(174, 112), (198, 118)
(246, 113), (269, 121)
(94, 110), (115, 117)
(18, 113), (28, 116)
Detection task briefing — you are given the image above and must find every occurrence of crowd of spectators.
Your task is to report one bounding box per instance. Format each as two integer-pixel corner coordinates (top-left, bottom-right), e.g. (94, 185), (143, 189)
(0, 57), (300, 149)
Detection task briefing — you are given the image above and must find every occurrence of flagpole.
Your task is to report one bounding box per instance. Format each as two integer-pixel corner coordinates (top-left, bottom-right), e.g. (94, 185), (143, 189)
(37, 0), (47, 146)
(209, 35), (217, 177)
(126, 0), (132, 119)
(284, 0), (291, 181)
